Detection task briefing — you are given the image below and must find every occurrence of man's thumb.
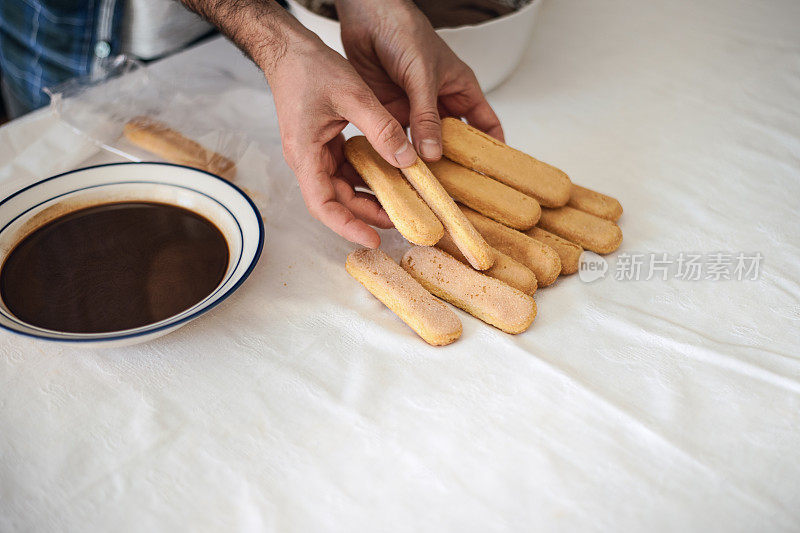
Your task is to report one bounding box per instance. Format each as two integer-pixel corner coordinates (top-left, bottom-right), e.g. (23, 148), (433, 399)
(342, 90), (417, 168)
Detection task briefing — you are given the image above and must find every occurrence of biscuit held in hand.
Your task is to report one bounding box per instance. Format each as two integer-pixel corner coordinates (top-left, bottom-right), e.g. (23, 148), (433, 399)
(568, 184), (623, 221)
(346, 249), (462, 346)
(461, 206), (561, 287)
(525, 227), (583, 275)
(436, 230), (537, 295)
(441, 117), (571, 207)
(428, 157), (540, 230)
(401, 158), (494, 270)
(344, 136), (443, 245)
(123, 117), (237, 181)
(538, 206), (623, 255)
(401, 246), (537, 335)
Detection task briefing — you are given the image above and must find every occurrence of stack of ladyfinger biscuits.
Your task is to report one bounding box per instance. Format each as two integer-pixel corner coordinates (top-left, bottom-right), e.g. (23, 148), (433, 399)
(347, 117), (623, 346)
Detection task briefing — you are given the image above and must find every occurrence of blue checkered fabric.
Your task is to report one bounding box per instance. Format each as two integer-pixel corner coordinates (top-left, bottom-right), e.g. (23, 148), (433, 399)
(0, 0), (124, 116)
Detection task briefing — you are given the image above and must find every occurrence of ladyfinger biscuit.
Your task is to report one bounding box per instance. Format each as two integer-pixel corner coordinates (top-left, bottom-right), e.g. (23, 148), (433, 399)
(401, 158), (494, 271)
(460, 206), (562, 287)
(436, 230), (538, 295)
(428, 157), (540, 230)
(525, 227), (583, 275)
(346, 248), (462, 346)
(538, 206), (623, 254)
(401, 246), (537, 335)
(123, 116), (237, 180)
(568, 184), (623, 221)
(441, 117), (571, 207)
(344, 136), (443, 245)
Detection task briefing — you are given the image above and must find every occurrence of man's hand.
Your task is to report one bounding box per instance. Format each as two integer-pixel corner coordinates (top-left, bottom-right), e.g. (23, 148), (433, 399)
(180, 0), (503, 247)
(336, 0), (504, 162)
(269, 37), (429, 248)
(181, 0), (418, 247)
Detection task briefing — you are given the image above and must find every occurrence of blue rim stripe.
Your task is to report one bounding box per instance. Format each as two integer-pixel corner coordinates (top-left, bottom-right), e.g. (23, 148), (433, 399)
(0, 162), (265, 343)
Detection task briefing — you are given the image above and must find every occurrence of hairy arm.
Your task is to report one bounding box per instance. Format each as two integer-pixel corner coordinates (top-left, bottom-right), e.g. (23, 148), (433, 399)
(178, 0), (307, 77)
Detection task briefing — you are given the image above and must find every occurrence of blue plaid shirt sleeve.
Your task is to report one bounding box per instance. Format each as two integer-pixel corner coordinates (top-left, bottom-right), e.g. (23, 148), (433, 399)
(0, 0), (124, 116)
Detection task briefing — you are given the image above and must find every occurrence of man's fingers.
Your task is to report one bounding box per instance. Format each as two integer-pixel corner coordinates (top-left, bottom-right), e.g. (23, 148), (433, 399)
(332, 177), (393, 229)
(405, 71), (442, 162)
(442, 71), (505, 142)
(339, 160), (367, 189)
(382, 97), (411, 128)
(463, 97), (505, 142)
(339, 88), (417, 168)
(314, 198), (382, 248)
(292, 147), (381, 248)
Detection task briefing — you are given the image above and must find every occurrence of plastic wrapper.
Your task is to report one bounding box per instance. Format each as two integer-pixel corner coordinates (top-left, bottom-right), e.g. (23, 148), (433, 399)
(43, 55), (273, 216)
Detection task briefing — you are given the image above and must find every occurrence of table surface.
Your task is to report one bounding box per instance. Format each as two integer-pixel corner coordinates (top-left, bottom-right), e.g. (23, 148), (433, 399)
(2, 0), (799, 531)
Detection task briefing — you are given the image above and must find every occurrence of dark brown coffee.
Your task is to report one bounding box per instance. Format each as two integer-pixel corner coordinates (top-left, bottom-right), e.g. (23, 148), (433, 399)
(0, 202), (229, 333)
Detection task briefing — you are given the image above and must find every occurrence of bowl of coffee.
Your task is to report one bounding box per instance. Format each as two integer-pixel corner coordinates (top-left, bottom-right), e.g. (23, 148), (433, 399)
(0, 162), (263, 346)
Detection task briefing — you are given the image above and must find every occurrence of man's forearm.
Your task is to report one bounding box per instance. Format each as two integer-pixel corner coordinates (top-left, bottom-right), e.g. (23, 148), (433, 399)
(179, 0), (314, 77)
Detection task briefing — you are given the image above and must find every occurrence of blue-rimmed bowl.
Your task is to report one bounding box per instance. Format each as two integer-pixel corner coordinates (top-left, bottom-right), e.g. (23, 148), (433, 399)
(0, 162), (264, 347)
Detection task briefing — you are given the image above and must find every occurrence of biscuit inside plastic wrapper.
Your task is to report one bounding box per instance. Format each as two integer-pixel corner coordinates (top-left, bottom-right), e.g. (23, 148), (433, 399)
(44, 56), (272, 216)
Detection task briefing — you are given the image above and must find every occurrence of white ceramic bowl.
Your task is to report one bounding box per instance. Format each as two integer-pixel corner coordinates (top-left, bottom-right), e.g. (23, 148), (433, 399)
(286, 0), (542, 92)
(0, 162), (264, 347)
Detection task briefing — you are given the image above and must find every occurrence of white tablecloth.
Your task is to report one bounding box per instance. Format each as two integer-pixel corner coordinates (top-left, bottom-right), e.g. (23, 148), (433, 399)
(1, 1), (799, 531)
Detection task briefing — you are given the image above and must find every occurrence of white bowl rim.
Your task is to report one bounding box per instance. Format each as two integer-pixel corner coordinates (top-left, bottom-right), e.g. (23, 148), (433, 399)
(286, 0), (540, 31)
(435, 0), (540, 32)
(0, 161), (265, 343)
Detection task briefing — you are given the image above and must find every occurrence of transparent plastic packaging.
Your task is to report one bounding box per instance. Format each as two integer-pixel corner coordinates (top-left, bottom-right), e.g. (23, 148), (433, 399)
(44, 55), (272, 214)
